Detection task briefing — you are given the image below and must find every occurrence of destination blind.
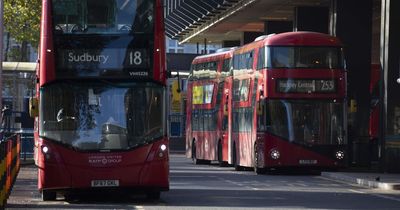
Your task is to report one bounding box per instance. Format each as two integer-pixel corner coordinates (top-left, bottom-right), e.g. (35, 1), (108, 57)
(56, 48), (151, 78)
(277, 79), (336, 93)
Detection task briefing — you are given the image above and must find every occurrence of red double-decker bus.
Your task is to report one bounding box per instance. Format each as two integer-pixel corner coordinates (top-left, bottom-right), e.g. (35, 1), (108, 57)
(30, 0), (168, 200)
(231, 32), (347, 173)
(186, 48), (234, 166)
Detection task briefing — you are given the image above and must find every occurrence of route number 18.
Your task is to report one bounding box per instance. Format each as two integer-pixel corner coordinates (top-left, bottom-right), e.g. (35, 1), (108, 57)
(129, 51), (142, 65)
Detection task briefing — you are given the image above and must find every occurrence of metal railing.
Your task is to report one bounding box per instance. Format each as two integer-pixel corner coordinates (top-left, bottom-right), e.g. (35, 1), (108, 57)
(20, 132), (34, 161)
(169, 114), (186, 137)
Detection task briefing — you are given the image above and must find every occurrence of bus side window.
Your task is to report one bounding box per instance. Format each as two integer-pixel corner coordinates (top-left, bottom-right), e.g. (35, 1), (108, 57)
(264, 100), (272, 132)
(257, 100), (271, 132)
(257, 101), (265, 131)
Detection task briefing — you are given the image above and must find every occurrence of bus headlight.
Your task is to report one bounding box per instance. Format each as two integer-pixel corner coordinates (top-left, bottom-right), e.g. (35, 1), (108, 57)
(335, 151), (345, 160)
(270, 149), (280, 160)
(158, 144), (167, 158)
(160, 144), (167, 151)
(41, 146), (49, 154)
(41, 145), (52, 160)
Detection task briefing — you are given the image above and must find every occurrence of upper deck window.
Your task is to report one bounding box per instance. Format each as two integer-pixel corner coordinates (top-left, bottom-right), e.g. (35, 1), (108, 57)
(189, 61), (218, 80)
(52, 0), (154, 34)
(264, 46), (345, 69)
(233, 51), (254, 70)
(222, 58), (231, 73)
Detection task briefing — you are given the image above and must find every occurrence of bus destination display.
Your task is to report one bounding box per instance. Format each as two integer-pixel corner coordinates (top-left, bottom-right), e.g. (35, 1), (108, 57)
(57, 48), (150, 77)
(277, 79), (336, 93)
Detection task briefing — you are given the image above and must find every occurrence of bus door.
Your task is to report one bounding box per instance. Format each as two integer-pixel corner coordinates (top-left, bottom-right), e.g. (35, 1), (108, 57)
(220, 82), (230, 162)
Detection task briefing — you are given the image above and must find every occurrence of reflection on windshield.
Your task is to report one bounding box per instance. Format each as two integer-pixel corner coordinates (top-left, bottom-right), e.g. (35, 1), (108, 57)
(52, 0), (154, 34)
(258, 100), (345, 145)
(40, 81), (164, 150)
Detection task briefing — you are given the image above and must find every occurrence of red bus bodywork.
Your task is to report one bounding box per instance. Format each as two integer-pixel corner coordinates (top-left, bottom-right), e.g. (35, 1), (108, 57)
(231, 32), (348, 172)
(34, 0), (168, 200)
(186, 49), (234, 165)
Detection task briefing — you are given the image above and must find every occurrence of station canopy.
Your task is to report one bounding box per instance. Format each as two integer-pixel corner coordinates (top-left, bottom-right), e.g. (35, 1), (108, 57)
(164, 0), (330, 44)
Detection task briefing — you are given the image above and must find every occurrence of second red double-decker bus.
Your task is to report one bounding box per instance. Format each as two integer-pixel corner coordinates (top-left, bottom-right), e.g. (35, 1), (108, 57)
(186, 48), (234, 166)
(231, 32), (347, 173)
(30, 0), (168, 200)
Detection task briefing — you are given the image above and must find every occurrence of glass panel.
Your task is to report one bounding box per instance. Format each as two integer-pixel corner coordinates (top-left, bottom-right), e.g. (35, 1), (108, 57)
(52, 0), (155, 79)
(267, 47), (344, 69)
(264, 99), (346, 145)
(203, 110), (217, 131)
(190, 61), (218, 79)
(257, 46), (265, 70)
(216, 82), (224, 107)
(233, 51), (254, 70)
(39, 81), (164, 150)
(192, 111), (199, 131)
(52, 0), (154, 34)
(232, 107), (253, 132)
(222, 115), (228, 131)
(192, 84), (214, 105)
(233, 79), (250, 102)
(221, 58), (232, 77)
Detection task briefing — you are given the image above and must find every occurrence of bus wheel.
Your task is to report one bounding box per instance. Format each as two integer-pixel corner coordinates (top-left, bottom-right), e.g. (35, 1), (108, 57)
(192, 140), (202, 164)
(42, 190), (56, 201)
(192, 139), (211, 164)
(218, 141), (228, 167)
(146, 191), (161, 200)
(233, 144), (243, 171)
(253, 143), (266, 174)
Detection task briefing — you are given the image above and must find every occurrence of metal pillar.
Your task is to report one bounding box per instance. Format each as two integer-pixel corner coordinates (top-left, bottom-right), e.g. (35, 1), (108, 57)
(203, 38), (207, 54)
(334, 0), (373, 167)
(264, 21), (293, 35)
(243, 32), (264, 45)
(294, 6), (329, 33)
(380, 0), (400, 173)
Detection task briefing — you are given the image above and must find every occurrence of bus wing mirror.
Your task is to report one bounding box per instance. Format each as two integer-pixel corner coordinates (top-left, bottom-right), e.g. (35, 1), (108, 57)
(29, 97), (39, 118)
(166, 70), (172, 78)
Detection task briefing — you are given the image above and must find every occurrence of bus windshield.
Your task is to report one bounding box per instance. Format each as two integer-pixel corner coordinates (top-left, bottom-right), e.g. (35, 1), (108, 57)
(266, 46), (345, 69)
(52, 0), (154, 34)
(39, 81), (164, 150)
(259, 99), (346, 145)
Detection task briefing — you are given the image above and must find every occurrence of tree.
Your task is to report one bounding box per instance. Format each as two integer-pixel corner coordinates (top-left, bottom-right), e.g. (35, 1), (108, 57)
(3, 0), (41, 61)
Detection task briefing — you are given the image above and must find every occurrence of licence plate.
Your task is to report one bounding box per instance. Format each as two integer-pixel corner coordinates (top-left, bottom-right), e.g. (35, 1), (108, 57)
(299, 159), (318, 165)
(91, 180), (119, 187)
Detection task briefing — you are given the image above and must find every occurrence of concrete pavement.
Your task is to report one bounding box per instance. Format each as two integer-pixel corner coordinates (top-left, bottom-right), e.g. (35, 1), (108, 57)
(20, 158), (400, 192)
(170, 137), (400, 191)
(321, 171), (400, 191)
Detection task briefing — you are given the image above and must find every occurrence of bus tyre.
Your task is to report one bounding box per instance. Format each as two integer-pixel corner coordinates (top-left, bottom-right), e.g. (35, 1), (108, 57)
(192, 140), (210, 165)
(146, 191), (161, 200)
(253, 144), (266, 174)
(42, 190), (56, 201)
(233, 144), (243, 171)
(192, 140), (200, 164)
(218, 141), (228, 167)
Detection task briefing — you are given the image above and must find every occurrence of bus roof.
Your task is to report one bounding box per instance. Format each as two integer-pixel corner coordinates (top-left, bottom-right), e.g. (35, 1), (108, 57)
(264, 31), (343, 46)
(234, 31), (343, 54)
(192, 48), (236, 64)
